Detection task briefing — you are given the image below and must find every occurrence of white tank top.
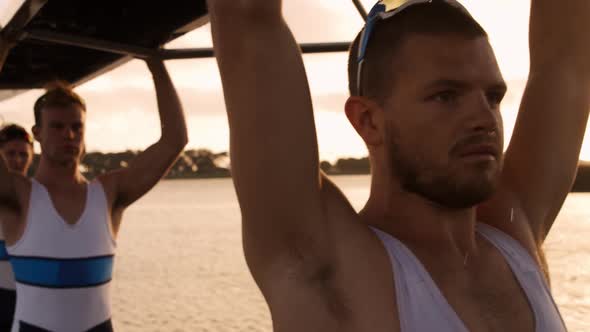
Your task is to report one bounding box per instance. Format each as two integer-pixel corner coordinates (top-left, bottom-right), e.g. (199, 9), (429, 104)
(6, 179), (116, 332)
(0, 226), (15, 291)
(372, 223), (567, 332)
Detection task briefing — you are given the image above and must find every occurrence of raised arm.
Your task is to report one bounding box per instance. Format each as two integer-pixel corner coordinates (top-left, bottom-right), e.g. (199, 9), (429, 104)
(103, 59), (187, 210)
(499, 0), (590, 242)
(208, 1), (333, 279)
(0, 150), (18, 210)
(0, 37), (32, 236)
(0, 37), (20, 209)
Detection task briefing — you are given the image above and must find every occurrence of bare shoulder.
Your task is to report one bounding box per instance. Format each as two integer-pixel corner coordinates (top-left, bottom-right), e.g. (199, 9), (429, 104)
(258, 176), (400, 331)
(8, 175), (32, 213)
(0, 175), (32, 244)
(477, 182), (543, 263)
(96, 170), (122, 209)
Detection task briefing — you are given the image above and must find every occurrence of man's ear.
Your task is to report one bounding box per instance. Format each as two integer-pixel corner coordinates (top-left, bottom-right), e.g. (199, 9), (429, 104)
(32, 125), (40, 142)
(345, 96), (385, 147)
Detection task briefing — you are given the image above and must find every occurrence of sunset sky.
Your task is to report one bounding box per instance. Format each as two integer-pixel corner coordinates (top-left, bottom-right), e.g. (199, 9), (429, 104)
(1, 0), (589, 162)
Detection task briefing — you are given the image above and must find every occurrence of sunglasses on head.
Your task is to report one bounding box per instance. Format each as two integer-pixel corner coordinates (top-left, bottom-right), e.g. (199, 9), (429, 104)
(0, 125), (34, 145)
(356, 0), (471, 96)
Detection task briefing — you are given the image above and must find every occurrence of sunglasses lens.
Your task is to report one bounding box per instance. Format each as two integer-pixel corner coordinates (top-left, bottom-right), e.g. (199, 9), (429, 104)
(359, 0), (417, 62)
(380, 0), (413, 11)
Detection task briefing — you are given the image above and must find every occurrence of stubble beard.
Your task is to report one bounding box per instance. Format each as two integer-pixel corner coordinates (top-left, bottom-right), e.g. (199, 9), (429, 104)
(386, 131), (499, 209)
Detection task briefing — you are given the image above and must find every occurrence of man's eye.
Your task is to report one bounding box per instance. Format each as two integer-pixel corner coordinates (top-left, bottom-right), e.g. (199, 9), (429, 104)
(487, 91), (506, 107)
(430, 91), (458, 104)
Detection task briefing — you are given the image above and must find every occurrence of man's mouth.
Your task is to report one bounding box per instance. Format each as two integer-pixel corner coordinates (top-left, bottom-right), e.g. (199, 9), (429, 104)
(456, 143), (499, 159)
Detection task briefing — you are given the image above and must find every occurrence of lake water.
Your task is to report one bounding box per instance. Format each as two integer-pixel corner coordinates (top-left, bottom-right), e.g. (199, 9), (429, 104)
(111, 176), (589, 331)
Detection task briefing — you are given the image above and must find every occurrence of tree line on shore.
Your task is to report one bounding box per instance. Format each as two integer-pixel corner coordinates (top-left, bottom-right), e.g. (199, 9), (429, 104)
(321, 157), (590, 192)
(25, 150), (590, 192)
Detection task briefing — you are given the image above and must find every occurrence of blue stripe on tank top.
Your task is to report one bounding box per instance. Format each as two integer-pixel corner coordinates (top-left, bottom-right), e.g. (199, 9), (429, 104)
(0, 241), (8, 261)
(9, 255), (114, 288)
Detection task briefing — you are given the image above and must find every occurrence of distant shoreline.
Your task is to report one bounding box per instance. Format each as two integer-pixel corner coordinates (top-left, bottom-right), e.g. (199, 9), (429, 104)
(162, 167), (590, 193)
(25, 150), (590, 192)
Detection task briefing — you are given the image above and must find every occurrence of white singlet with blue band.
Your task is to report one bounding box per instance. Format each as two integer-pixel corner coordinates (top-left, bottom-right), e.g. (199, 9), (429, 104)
(7, 179), (116, 332)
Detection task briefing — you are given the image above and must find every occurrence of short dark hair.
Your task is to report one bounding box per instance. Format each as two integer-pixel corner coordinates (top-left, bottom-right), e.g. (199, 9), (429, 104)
(33, 81), (86, 125)
(0, 124), (33, 147)
(348, 1), (487, 101)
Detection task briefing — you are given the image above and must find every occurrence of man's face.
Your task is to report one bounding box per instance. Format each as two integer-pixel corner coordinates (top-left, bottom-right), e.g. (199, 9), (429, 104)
(0, 140), (33, 175)
(382, 34), (506, 208)
(35, 105), (86, 166)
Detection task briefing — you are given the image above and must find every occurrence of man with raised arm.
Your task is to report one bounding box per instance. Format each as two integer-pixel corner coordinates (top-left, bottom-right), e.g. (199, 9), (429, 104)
(0, 124), (33, 332)
(209, 0), (589, 331)
(0, 37), (32, 332)
(0, 36), (188, 332)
